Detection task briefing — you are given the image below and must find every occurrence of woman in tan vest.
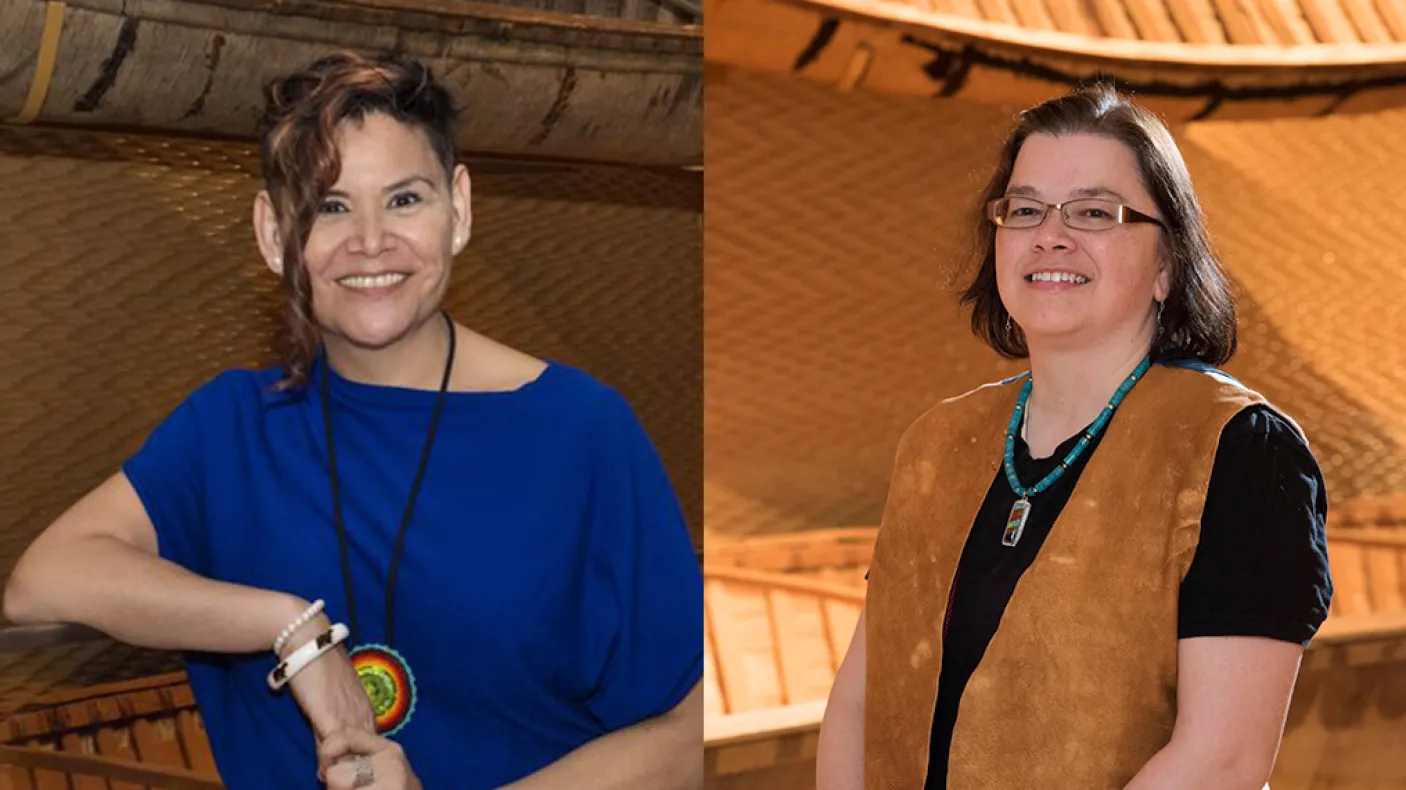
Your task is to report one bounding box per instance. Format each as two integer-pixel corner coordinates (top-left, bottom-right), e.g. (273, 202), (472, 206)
(816, 85), (1332, 789)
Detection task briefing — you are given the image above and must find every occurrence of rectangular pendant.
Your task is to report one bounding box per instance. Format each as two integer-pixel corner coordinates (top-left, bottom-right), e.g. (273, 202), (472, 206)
(1003, 497), (1031, 547)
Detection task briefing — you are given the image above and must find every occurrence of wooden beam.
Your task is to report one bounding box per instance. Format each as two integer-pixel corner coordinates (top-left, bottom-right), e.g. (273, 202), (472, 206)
(0, 745), (223, 790)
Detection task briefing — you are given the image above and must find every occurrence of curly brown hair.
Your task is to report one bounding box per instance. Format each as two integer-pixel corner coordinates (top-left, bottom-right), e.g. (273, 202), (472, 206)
(961, 83), (1237, 366)
(256, 50), (459, 390)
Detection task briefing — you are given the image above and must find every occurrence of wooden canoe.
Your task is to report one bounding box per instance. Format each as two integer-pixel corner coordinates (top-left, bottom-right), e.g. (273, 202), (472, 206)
(705, 0), (1406, 120)
(0, 0), (701, 167)
(703, 498), (1406, 790)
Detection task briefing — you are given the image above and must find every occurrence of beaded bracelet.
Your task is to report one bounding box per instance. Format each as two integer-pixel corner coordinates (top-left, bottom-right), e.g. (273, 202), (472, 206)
(273, 599), (325, 656)
(267, 623), (350, 691)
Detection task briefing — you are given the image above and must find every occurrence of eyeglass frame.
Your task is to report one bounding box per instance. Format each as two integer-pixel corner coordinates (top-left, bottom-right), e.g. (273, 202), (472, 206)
(986, 196), (1166, 231)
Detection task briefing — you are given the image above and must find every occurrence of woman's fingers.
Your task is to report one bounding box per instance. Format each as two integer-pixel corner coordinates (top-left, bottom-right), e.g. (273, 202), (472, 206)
(319, 733), (415, 790)
(318, 726), (393, 775)
(323, 754), (375, 790)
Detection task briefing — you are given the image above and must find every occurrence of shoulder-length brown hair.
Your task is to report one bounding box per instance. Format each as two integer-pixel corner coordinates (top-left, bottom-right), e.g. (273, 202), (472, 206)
(960, 84), (1237, 366)
(256, 51), (459, 390)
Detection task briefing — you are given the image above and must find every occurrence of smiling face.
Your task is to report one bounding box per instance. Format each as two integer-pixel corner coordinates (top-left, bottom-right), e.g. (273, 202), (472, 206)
(995, 133), (1170, 353)
(256, 111), (471, 352)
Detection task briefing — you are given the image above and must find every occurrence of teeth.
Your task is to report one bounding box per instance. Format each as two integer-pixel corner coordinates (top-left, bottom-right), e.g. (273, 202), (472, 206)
(1028, 271), (1089, 284)
(340, 273), (407, 289)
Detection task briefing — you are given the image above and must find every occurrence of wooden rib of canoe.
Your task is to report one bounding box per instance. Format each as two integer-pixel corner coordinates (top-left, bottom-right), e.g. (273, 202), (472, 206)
(0, 672), (222, 789)
(703, 500), (1406, 790)
(705, 0), (1406, 120)
(0, 0), (701, 167)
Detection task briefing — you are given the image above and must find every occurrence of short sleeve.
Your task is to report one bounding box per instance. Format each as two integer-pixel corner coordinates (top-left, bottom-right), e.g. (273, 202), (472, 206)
(579, 389), (703, 732)
(1178, 406), (1333, 646)
(121, 378), (221, 577)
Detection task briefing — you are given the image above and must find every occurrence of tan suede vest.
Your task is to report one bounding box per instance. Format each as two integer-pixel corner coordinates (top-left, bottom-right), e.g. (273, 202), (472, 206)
(865, 364), (1292, 789)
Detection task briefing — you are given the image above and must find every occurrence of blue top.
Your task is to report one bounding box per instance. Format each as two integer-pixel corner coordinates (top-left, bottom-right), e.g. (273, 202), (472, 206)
(123, 358), (703, 789)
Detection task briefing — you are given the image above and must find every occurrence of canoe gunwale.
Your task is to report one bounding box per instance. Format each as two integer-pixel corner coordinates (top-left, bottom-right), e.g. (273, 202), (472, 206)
(0, 744), (223, 790)
(750, 0), (1406, 70)
(67, 0), (703, 50)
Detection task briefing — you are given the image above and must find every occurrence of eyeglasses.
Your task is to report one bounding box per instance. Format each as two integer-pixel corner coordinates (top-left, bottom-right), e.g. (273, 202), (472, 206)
(986, 196), (1165, 231)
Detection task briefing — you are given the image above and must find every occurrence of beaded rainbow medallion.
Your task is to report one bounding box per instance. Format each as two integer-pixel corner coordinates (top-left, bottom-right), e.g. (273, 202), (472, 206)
(350, 644), (418, 736)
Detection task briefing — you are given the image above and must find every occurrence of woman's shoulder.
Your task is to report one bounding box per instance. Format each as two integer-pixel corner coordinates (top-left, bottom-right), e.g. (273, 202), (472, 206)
(453, 330), (623, 409)
(180, 365), (287, 406)
(535, 361), (639, 427)
(898, 371), (1027, 444)
(1217, 404), (1315, 463)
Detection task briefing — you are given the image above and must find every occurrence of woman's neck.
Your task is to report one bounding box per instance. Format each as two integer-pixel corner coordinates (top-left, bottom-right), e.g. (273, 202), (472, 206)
(323, 313), (452, 391)
(1023, 333), (1152, 458)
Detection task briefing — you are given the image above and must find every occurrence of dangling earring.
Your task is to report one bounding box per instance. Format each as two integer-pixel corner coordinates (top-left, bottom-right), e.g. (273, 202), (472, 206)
(1156, 301), (1164, 334)
(1006, 313), (1013, 334)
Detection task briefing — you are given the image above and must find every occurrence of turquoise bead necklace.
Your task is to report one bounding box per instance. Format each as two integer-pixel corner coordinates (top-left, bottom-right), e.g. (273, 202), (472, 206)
(1001, 354), (1152, 547)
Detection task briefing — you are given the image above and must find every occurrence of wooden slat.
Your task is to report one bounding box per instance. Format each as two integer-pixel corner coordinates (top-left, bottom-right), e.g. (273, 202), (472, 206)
(1315, 610), (1406, 644)
(125, 692), (165, 720)
(823, 600), (861, 670)
(706, 579), (784, 714)
(1258, 0), (1320, 41)
(2, 764), (38, 790)
(1298, 0), (1365, 40)
(59, 734), (107, 790)
(94, 728), (142, 790)
(172, 713), (215, 776)
(1088, 0), (1146, 37)
(768, 589), (840, 706)
(1042, 0), (1101, 35)
(1377, 0), (1406, 39)
(30, 675), (187, 711)
(976, 0), (1022, 25)
(1164, 0), (1230, 41)
(1329, 542), (1371, 617)
(1209, 0), (1258, 40)
(1329, 527), (1406, 548)
(1330, 495), (1406, 528)
(1341, 0), (1393, 40)
(1364, 545), (1405, 614)
(132, 720), (186, 771)
(703, 595), (727, 716)
(0, 745), (222, 790)
(1011, 0), (1059, 30)
(29, 771), (64, 790)
(1125, 0), (1185, 40)
(706, 567), (865, 604)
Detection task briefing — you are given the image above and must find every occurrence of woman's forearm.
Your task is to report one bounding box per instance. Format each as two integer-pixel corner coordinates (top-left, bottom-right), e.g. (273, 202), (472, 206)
(1123, 740), (1272, 790)
(500, 683), (702, 790)
(5, 532), (303, 654)
(817, 697), (864, 790)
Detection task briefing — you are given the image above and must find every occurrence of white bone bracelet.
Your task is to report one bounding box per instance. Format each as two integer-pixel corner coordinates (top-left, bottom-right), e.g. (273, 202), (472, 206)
(267, 623), (349, 691)
(273, 599), (326, 656)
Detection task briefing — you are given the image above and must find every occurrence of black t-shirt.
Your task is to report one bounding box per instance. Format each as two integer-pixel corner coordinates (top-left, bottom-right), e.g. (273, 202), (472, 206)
(865, 404), (1333, 788)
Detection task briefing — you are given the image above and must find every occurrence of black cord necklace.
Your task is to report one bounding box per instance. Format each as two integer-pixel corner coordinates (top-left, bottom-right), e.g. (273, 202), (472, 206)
(319, 309), (455, 736)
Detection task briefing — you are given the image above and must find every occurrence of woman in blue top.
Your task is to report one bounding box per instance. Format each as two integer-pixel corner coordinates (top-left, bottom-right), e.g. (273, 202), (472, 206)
(3, 51), (702, 790)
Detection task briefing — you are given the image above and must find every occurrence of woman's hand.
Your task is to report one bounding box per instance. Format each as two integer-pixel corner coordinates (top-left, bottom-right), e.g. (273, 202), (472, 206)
(280, 613), (377, 739)
(318, 727), (423, 790)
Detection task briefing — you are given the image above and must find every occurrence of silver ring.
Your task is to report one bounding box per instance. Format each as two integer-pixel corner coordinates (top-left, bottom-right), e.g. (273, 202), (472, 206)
(353, 754), (375, 788)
